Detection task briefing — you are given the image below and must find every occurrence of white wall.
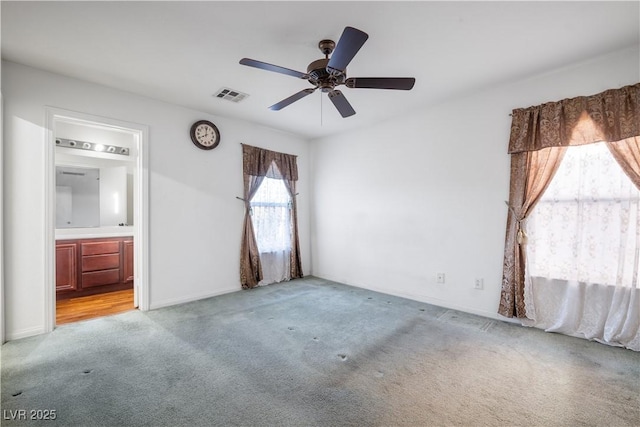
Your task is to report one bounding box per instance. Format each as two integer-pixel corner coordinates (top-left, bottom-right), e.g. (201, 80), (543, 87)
(2, 61), (310, 339)
(310, 46), (640, 319)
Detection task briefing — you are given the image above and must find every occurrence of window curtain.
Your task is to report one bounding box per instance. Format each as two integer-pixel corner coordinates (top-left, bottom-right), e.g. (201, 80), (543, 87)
(608, 136), (640, 188)
(524, 142), (640, 350)
(239, 173), (265, 288)
(240, 144), (303, 289)
(499, 83), (640, 318)
(499, 147), (566, 317)
(280, 173), (303, 281)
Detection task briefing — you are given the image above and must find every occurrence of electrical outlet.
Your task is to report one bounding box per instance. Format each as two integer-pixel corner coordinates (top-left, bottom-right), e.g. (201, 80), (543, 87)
(437, 273), (445, 284)
(474, 278), (484, 290)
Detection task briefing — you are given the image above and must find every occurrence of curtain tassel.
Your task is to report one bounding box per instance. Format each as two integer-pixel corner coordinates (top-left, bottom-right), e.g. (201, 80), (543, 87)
(505, 202), (528, 245)
(517, 222), (528, 245)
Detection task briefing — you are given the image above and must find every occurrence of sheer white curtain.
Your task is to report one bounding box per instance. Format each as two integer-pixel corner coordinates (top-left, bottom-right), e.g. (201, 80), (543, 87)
(250, 176), (292, 286)
(525, 142), (640, 350)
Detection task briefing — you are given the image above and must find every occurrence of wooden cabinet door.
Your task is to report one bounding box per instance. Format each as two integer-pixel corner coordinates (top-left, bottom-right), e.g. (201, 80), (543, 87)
(123, 240), (134, 283)
(56, 243), (77, 292)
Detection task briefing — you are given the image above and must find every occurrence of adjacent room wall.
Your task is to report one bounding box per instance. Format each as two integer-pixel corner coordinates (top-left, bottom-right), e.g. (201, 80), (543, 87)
(2, 61), (310, 339)
(309, 46), (640, 319)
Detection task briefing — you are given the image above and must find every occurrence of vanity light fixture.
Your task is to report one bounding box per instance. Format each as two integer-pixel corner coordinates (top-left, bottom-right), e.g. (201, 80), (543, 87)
(55, 137), (130, 157)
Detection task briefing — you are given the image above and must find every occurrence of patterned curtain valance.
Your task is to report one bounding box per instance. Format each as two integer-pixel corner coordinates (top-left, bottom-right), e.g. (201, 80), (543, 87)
(242, 144), (299, 181)
(508, 83), (640, 154)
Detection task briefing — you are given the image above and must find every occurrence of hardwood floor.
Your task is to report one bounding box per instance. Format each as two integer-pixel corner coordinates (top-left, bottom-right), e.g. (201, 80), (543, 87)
(56, 289), (135, 325)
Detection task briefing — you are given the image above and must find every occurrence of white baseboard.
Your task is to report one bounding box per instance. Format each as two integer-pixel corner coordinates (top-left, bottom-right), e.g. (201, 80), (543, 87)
(312, 273), (520, 324)
(6, 325), (47, 341)
(149, 286), (240, 310)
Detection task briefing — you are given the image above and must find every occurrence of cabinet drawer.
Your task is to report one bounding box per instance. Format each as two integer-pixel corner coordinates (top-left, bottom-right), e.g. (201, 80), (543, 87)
(81, 269), (120, 288)
(82, 253), (120, 272)
(82, 241), (120, 256)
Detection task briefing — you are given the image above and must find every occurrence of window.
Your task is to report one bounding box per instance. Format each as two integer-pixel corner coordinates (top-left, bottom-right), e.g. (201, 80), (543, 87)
(240, 144), (303, 288)
(250, 177), (292, 254)
(527, 142), (640, 287)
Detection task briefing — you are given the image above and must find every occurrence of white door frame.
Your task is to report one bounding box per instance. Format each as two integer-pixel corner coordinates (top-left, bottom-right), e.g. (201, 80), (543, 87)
(1, 91), (5, 343)
(44, 107), (149, 332)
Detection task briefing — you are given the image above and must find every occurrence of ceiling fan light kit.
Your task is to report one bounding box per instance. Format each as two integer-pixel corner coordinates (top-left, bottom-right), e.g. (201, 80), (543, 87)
(239, 26), (415, 118)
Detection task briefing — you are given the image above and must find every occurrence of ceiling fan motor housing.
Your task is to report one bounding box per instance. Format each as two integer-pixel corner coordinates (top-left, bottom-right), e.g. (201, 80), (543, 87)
(307, 58), (345, 92)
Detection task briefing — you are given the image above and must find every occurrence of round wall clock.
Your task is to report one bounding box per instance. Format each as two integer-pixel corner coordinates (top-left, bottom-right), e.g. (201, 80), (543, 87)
(190, 120), (220, 150)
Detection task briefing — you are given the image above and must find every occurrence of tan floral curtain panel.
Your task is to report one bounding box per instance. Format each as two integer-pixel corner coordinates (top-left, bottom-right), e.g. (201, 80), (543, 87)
(607, 136), (640, 188)
(240, 144), (303, 289)
(499, 83), (640, 318)
(239, 173), (265, 288)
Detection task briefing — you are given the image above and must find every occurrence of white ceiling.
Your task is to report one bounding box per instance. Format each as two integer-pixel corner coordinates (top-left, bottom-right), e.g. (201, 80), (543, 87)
(2, 1), (638, 139)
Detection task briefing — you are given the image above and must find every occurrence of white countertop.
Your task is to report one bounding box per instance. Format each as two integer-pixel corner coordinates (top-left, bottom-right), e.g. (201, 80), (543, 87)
(56, 226), (134, 240)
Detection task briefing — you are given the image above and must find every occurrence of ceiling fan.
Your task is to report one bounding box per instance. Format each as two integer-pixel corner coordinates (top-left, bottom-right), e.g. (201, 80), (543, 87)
(239, 26), (416, 118)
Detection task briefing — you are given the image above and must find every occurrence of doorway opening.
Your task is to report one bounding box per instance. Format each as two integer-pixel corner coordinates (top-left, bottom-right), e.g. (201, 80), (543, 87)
(45, 109), (149, 330)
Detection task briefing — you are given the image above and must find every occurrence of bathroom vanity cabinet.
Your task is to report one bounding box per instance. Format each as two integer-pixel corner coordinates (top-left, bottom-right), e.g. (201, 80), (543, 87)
(56, 236), (133, 299)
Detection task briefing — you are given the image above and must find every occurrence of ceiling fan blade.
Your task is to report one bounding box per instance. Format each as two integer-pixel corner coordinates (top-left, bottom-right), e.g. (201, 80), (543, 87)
(327, 27), (369, 75)
(240, 58), (307, 79)
(345, 77), (416, 90)
(328, 90), (356, 118)
(269, 88), (316, 111)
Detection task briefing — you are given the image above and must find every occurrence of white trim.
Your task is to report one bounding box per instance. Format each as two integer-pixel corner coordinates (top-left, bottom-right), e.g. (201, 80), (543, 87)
(149, 287), (240, 311)
(6, 326), (48, 341)
(313, 272), (521, 324)
(135, 126), (150, 311)
(0, 90), (4, 343)
(44, 109), (57, 333)
(44, 108), (150, 331)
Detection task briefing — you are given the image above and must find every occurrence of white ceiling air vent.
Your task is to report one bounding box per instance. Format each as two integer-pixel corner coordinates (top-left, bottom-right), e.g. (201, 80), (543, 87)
(214, 87), (249, 103)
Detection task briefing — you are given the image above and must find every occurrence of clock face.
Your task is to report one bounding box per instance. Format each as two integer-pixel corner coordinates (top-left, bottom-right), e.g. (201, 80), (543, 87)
(190, 120), (220, 150)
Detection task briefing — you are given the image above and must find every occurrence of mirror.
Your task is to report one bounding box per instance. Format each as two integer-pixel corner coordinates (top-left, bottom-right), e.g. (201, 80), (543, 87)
(56, 166), (100, 228)
(56, 165), (129, 228)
